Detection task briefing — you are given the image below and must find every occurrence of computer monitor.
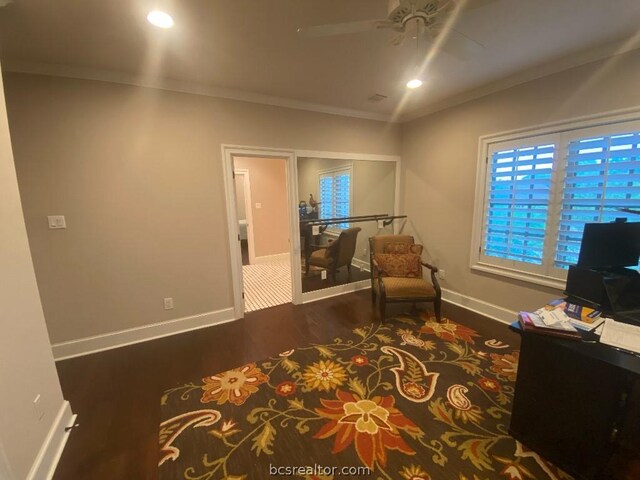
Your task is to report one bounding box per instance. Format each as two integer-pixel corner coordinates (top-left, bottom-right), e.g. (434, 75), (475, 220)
(577, 221), (640, 268)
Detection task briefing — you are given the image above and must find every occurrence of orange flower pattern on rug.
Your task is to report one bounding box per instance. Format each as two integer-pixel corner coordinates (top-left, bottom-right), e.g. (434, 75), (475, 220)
(420, 317), (480, 344)
(159, 315), (572, 480)
(201, 363), (268, 406)
(314, 389), (421, 469)
(490, 352), (519, 382)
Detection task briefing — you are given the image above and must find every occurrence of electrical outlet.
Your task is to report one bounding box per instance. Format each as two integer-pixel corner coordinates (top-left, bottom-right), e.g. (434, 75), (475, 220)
(437, 269), (446, 280)
(33, 394), (44, 421)
(255, 202), (262, 209)
(163, 297), (174, 310)
(47, 215), (66, 229)
(321, 270), (327, 280)
(377, 220), (385, 229)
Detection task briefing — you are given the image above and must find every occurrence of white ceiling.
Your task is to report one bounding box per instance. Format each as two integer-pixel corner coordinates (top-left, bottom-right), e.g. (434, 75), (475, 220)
(0, 0), (639, 122)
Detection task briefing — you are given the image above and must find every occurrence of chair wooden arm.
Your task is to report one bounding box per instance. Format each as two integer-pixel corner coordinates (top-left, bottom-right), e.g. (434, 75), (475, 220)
(421, 261), (438, 273)
(421, 261), (441, 296)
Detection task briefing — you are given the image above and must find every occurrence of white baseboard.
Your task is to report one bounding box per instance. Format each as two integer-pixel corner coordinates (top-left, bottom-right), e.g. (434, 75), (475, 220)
(351, 258), (371, 273)
(302, 279), (371, 303)
(441, 288), (517, 325)
(52, 308), (236, 361)
(253, 253), (290, 264)
(26, 401), (76, 480)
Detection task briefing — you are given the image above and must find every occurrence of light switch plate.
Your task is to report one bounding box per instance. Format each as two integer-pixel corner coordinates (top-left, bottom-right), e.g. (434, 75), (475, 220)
(321, 270), (327, 280)
(48, 215), (66, 229)
(377, 220), (385, 229)
(312, 225), (320, 235)
(163, 297), (174, 310)
(255, 203), (262, 209)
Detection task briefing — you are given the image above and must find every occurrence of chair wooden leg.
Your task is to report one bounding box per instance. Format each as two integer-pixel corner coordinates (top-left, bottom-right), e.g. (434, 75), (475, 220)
(347, 263), (352, 282)
(434, 297), (442, 323)
(379, 297), (386, 322)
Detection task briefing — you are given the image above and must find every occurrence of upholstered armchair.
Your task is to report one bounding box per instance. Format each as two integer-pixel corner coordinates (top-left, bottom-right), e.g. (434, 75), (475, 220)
(306, 227), (362, 281)
(369, 234), (442, 322)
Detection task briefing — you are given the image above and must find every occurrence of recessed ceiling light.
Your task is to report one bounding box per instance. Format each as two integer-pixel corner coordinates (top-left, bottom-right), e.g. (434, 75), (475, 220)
(147, 10), (174, 29)
(406, 78), (423, 89)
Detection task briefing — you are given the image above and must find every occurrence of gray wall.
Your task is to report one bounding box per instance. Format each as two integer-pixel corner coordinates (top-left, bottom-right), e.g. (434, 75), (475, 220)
(401, 48), (640, 313)
(5, 72), (401, 344)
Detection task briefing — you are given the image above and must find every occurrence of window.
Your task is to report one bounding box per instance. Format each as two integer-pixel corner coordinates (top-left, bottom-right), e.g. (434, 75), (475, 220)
(484, 142), (555, 266)
(472, 114), (640, 288)
(555, 131), (640, 268)
(319, 167), (351, 229)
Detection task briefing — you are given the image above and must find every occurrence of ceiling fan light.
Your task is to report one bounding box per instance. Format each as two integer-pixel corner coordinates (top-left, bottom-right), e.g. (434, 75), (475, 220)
(147, 10), (174, 29)
(406, 78), (423, 89)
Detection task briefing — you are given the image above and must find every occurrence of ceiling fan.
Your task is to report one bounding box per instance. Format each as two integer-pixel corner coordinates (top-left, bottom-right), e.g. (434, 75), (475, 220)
(297, 0), (487, 59)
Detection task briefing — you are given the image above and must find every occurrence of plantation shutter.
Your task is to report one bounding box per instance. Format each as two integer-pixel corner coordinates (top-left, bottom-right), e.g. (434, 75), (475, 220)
(319, 176), (334, 220)
(554, 131), (640, 268)
(483, 143), (556, 265)
(319, 169), (351, 228)
(334, 172), (350, 228)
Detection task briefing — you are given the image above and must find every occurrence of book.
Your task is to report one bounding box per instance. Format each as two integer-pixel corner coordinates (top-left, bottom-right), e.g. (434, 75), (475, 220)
(569, 317), (605, 332)
(518, 311), (582, 341)
(564, 302), (602, 323)
(544, 298), (602, 322)
(544, 298), (567, 310)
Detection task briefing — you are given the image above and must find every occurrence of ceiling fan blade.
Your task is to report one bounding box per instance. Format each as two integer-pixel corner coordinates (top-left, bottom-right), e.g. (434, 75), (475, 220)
(297, 19), (396, 37)
(389, 32), (406, 47)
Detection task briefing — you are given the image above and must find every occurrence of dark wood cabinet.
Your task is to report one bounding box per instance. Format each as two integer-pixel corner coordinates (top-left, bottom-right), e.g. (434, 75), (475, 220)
(509, 322), (640, 479)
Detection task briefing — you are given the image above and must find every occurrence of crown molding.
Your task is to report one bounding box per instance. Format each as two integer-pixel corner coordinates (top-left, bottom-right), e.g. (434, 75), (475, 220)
(2, 59), (396, 124)
(5, 38), (639, 127)
(399, 40), (640, 123)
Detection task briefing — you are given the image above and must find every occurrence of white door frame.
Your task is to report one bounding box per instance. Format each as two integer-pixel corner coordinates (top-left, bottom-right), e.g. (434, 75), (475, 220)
(221, 145), (301, 319)
(233, 168), (257, 265)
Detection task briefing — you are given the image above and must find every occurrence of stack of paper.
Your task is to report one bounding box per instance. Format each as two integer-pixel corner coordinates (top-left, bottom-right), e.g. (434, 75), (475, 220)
(599, 319), (640, 355)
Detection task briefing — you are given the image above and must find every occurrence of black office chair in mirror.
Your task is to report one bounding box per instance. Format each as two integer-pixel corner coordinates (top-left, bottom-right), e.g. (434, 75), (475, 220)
(297, 156), (399, 293)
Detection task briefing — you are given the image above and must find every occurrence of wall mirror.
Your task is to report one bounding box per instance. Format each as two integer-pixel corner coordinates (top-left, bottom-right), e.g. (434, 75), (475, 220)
(297, 156), (399, 294)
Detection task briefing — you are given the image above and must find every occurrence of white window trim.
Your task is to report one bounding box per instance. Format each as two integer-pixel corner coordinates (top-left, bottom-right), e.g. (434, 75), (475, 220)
(470, 106), (640, 291)
(318, 165), (353, 233)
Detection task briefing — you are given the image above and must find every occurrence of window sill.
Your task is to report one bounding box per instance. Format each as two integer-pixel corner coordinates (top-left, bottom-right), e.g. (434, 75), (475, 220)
(471, 262), (566, 291)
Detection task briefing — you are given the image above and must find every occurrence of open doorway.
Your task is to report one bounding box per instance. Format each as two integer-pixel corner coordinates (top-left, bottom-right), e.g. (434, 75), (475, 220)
(232, 155), (293, 312)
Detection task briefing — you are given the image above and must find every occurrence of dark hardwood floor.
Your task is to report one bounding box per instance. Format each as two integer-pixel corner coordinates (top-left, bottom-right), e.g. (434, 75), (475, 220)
(52, 291), (519, 480)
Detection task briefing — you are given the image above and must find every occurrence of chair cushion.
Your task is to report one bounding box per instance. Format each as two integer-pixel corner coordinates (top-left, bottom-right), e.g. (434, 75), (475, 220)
(374, 253), (422, 278)
(374, 277), (436, 298)
(309, 248), (333, 267)
(383, 242), (424, 256)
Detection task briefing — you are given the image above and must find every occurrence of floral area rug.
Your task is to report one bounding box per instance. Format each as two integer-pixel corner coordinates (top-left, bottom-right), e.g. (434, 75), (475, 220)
(159, 314), (571, 480)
